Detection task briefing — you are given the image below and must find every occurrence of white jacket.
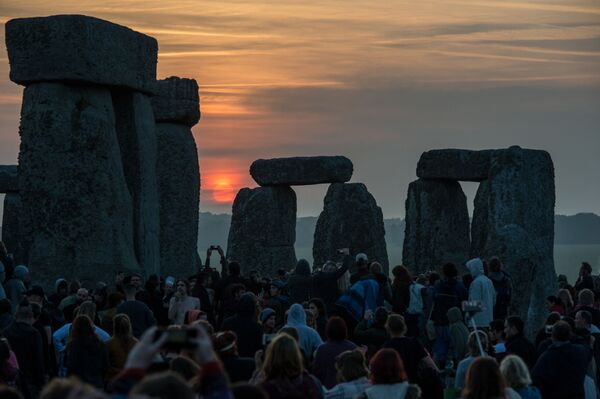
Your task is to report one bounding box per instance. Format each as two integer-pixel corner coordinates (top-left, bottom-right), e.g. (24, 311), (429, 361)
(466, 258), (496, 327)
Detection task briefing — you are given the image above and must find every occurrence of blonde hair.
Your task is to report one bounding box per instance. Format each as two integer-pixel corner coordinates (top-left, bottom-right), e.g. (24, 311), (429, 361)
(500, 355), (532, 388)
(76, 301), (97, 322)
(262, 333), (303, 380)
(467, 330), (488, 356)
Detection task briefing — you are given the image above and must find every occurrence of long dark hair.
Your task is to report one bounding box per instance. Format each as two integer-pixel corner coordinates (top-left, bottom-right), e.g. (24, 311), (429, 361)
(68, 315), (99, 345)
(392, 265), (412, 289)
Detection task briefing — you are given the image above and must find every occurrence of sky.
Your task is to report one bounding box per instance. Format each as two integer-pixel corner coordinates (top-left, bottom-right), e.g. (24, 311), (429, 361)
(0, 0), (599, 218)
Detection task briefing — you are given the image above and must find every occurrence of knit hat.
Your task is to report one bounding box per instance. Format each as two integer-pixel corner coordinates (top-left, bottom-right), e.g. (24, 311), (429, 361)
(14, 265), (29, 280)
(260, 307), (276, 324)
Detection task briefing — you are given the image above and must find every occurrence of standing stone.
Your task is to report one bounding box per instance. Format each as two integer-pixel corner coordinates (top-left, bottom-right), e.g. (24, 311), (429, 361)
(484, 224), (553, 338)
(5, 15), (157, 94)
(402, 179), (470, 275)
(151, 77), (200, 127)
(470, 180), (489, 257)
(113, 91), (160, 276)
(227, 187), (297, 276)
(313, 183), (388, 273)
(486, 146), (556, 335)
(0, 166), (18, 192)
(250, 156), (353, 186)
(156, 123), (200, 277)
(18, 82), (139, 286)
(152, 77), (201, 278)
(417, 149), (492, 182)
(1, 193), (26, 263)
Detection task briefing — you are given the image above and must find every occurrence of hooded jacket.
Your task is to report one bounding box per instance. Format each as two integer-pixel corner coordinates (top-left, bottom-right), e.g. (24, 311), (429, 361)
(466, 258), (496, 327)
(447, 307), (469, 362)
(287, 259), (313, 304)
(284, 303), (323, 357)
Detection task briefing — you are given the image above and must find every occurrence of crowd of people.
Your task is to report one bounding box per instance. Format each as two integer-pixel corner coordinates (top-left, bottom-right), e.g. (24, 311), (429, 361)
(0, 241), (598, 399)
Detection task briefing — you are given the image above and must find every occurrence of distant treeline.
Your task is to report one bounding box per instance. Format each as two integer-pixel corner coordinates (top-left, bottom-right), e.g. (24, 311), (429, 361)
(197, 212), (600, 254)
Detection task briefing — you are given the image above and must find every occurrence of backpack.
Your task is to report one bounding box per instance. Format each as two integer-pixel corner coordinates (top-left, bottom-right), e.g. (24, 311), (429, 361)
(407, 283), (424, 315)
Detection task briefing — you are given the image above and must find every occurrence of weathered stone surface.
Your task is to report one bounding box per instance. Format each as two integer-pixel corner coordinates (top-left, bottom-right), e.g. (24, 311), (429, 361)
(0, 165), (18, 193)
(113, 91), (160, 277)
(1, 193), (26, 263)
(313, 183), (389, 273)
(402, 179), (470, 275)
(6, 15), (157, 94)
(416, 149), (493, 182)
(18, 82), (140, 288)
(227, 186), (297, 275)
(486, 146), (556, 337)
(250, 156), (353, 186)
(151, 77), (200, 127)
(156, 123), (200, 277)
(470, 180), (489, 257)
(484, 224), (554, 338)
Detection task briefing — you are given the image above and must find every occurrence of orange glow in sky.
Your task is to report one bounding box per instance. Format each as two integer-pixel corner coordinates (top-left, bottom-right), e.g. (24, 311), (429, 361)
(0, 0), (599, 216)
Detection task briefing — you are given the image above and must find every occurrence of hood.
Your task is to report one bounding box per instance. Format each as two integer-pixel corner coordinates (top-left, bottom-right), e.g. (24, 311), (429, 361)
(294, 259), (311, 276)
(260, 307), (276, 324)
(286, 303), (306, 326)
(237, 293), (257, 318)
(54, 278), (67, 293)
(447, 307), (463, 323)
(14, 265), (29, 281)
(466, 258), (484, 278)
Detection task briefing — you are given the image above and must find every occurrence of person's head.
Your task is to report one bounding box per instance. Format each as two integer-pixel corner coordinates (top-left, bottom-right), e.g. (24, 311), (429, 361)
(462, 357), (505, 399)
(500, 355), (532, 389)
(308, 298), (326, 319)
(76, 300), (97, 322)
(260, 308), (276, 330)
(504, 316), (524, 339)
(26, 285), (45, 305)
(370, 262), (383, 275)
(268, 283), (281, 297)
(369, 348), (407, 385)
(466, 258), (484, 278)
(70, 315), (96, 343)
(545, 312), (562, 327)
(107, 292), (125, 309)
(169, 356), (201, 382)
(552, 320), (572, 342)
(355, 253), (369, 270)
(228, 261), (241, 277)
(231, 284), (247, 301)
(15, 301), (34, 324)
(392, 265), (412, 285)
(262, 333), (304, 380)
(489, 320), (505, 343)
(13, 265), (29, 283)
(557, 289), (574, 307)
(213, 330), (239, 356)
(467, 330), (488, 356)
(176, 279), (190, 296)
(326, 316), (348, 341)
(76, 288), (89, 304)
(575, 310), (593, 330)
(40, 378), (103, 399)
(68, 280), (81, 295)
(130, 274), (143, 289)
(374, 307), (389, 327)
(113, 313), (133, 339)
(579, 289), (594, 306)
(488, 257), (503, 273)
(237, 293), (259, 320)
(442, 262), (458, 279)
(54, 279), (68, 296)
(545, 295), (562, 311)
(278, 327), (299, 341)
(386, 314), (407, 337)
(580, 262), (592, 276)
(323, 260), (337, 273)
(305, 309), (315, 328)
(131, 371), (195, 399)
(335, 349), (369, 383)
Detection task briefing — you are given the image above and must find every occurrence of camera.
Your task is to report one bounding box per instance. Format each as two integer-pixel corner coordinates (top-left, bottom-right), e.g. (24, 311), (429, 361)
(154, 328), (198, 350)
(462, 300), (484, 314)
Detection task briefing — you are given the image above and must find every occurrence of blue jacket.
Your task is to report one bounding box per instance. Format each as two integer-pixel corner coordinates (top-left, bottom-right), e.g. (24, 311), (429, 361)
(336, 279), (380, 322)
(284, 303), (323, 357)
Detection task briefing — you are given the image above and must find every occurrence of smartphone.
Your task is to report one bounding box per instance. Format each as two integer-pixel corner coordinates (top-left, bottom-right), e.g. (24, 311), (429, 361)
(154, 328), (198, 350)
(165, 276), (175, 287)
